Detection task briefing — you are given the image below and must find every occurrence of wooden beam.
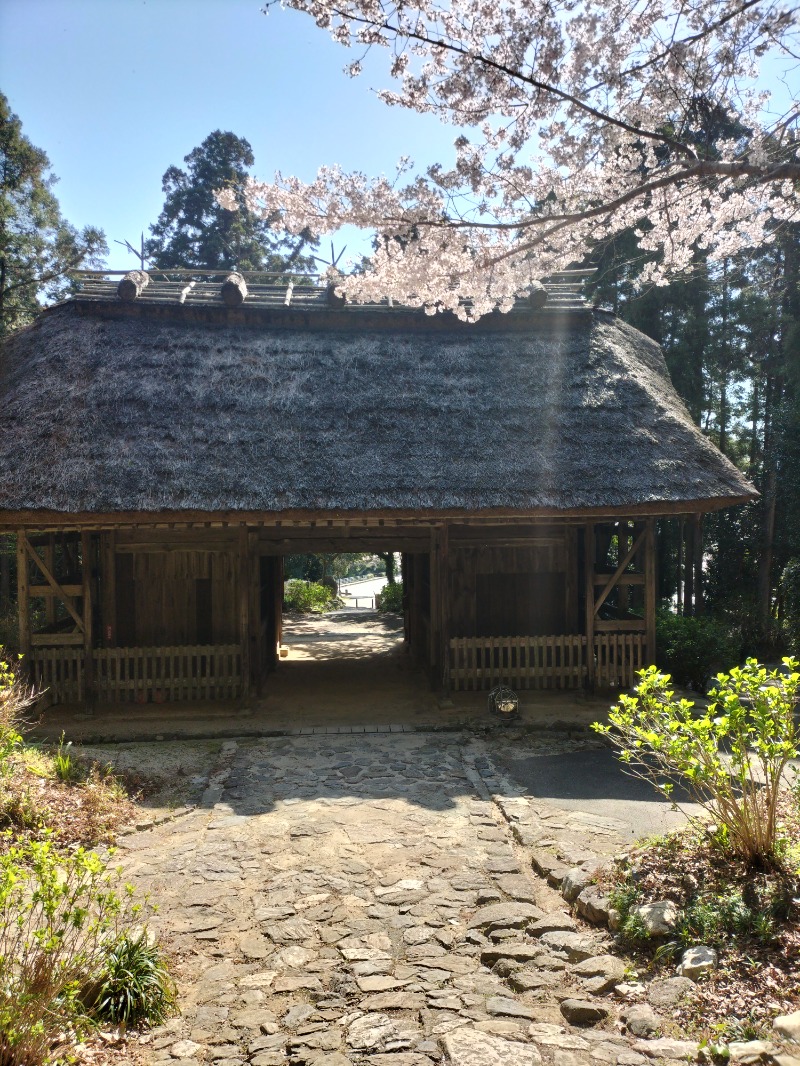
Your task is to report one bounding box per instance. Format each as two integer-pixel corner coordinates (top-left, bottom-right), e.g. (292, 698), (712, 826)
(16, 531), (30, 662)
(593, 527), (647, 617)
(0, 495), (758, 533)
(29, 584), (83, 598)
(23, 539), (84, 631)
(81, 531), (94, 700)
(645, 517), (657, 665)
(584, 522), (595, 690)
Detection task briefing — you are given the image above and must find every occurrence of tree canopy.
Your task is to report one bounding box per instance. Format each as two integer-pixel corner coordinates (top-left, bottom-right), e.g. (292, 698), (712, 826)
(147, 130), (317, 273)
(232, 0), (799, 318)
(0, 93), (106, 337)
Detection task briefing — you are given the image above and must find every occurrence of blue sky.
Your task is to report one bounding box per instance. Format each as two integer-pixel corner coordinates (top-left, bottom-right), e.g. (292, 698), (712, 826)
(0, 0), (454, 270)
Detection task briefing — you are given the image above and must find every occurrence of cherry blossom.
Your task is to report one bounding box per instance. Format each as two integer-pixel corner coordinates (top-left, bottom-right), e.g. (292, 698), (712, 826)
(232, 0), (799, 318)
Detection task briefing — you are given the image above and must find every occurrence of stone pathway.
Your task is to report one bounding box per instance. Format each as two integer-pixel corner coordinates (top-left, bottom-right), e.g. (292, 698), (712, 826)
(111, 733), (759, 1066)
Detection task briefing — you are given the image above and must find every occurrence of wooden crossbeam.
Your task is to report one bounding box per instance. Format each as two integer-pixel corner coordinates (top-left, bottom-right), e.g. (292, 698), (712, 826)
(593, 527), (646, 617)
(23, 536), (84, 631)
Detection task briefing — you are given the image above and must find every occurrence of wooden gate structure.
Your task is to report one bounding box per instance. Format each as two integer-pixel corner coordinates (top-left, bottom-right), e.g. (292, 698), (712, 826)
(0, 272), (755, 708)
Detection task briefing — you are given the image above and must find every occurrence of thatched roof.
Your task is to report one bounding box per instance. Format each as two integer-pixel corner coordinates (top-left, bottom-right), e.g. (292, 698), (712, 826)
(0, 292), (754, 517)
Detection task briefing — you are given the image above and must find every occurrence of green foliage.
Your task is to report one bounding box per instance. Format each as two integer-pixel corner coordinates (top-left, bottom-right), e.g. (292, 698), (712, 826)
(283, 579), (335, 614)
(780, 558), (800, 654)
(0, 648), (34, 780)
(376, 581), (404, 613)
(0, 93), (107, 336)
(655, 610), (740, 691)
(146, 130), (316, 273)
(0, 835), (166, 1064)
(594, 659), (800, 866)
(93, 930), (175, 1026)
(53, 733), (82, 784)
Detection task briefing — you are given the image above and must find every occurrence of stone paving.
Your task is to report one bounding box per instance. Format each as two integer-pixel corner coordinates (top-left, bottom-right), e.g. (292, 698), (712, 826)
(113, 733), (746, 1066)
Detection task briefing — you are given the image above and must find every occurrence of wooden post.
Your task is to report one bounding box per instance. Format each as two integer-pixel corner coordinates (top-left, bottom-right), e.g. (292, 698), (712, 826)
(101, 531), (116, 646)
(584, 522), (595, 690)
(439, 523), (451, 693)
(238, 526), (251, 697)
(16, 530), (30, 663)
(565, 526), (579, 632)
(645, 518), (657, 666)
(429, 528), (443, 683)
(81, 531), (94, 700)
(684, 518), (695, 616)
(44, 536), (56, 626)
(248, 530), (261, 692)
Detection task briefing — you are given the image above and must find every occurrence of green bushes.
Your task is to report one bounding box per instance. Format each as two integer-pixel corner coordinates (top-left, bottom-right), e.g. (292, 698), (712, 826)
(594, 659), (800, 867)
(0, 836), (173, 1064)
(655, 609), (740, 691)
(283, 579), (336, 613)
(376, 581), (404, 613)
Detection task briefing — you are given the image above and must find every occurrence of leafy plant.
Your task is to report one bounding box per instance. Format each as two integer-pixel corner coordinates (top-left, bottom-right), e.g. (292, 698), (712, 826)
(594, 659), (800, 867)
(283, 579), (336, 614)
(53, 733), (83, 784)
(376, 581), (404, 613)
(93, 930), (175, 1026)
(655, 610), (740, 692)
(0, 835), (158, 1065)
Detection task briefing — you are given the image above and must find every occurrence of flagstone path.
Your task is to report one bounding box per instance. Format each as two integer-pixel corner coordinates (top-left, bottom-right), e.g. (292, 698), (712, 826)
(115, 733), (702, 1066)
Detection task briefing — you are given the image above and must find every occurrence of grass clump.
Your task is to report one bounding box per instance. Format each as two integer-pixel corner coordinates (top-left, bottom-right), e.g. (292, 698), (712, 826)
(94, 929), (175, 1026)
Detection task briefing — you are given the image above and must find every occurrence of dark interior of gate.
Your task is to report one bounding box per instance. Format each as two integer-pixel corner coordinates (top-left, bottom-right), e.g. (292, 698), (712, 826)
(20, 517), (656, 706)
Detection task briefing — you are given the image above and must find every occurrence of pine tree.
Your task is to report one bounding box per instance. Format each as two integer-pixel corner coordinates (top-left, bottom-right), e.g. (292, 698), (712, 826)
(145, 130), (316, 273)
(0, 93), (106, 337)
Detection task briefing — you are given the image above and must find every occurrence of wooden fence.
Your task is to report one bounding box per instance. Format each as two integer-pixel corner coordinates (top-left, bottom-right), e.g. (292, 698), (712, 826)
(31, 645), (243, 704)
(448, 633), (647, 691)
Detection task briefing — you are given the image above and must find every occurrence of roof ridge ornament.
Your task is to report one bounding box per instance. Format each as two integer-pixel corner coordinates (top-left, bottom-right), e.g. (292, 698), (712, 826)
(117, 270), (150, 302)
(221, 272), (248, 307)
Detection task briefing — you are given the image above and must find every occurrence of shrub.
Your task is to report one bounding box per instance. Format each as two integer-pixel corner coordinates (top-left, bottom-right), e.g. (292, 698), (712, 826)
(593, 659), (800, 867)
(0, 835), (168, 1064)
(283, 579), (335, 614)
(655, 609), (740, 691)
(376, 581), (404, 613)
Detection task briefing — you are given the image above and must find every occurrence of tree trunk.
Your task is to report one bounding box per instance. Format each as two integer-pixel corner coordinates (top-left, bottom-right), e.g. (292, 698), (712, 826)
(378, 552), (396, 585)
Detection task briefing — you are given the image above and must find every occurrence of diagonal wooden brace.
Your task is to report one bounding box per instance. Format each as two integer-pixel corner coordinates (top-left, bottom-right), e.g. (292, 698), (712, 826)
(593, 527), (646, 617)
(23, 535), (85, 631)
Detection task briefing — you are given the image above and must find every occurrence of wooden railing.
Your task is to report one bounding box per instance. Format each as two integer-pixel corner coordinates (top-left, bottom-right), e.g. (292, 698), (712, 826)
(448, 633), (647, 691)
(31, 645), (242, 704)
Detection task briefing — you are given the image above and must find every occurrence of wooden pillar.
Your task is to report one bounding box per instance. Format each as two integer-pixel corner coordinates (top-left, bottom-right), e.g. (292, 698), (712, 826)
(565, 526), (579, 633)
(274, 555), (284, 653)
(44, 536), (56, 626)
(584, 522), (596, 690)
(439, 523), (451, 693)
(16, 530), (30, 663)
(238, 525), (251, 696)
(684, 518), (695, 616)
(101, 531), (116, 646)
(81, 530), (94, 700)
(645, 518), (657, 665)
(429, 530), (441, 678)
(248, 530), (261, 693)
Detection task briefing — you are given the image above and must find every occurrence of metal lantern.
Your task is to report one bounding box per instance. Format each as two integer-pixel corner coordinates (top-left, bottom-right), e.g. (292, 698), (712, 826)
(488, 684), (519, 721)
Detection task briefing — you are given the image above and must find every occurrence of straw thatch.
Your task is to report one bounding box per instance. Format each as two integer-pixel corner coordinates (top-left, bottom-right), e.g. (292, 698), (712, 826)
(0, 297), (754, 515)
